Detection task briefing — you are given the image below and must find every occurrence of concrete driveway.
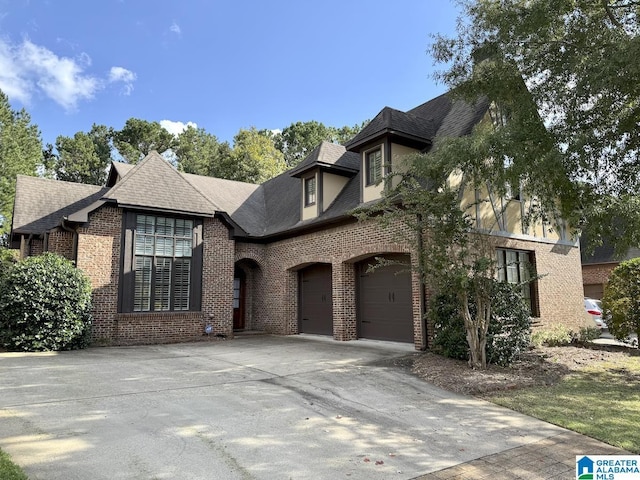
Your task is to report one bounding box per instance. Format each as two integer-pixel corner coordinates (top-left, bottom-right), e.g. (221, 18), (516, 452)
(0, 335), (565, 480)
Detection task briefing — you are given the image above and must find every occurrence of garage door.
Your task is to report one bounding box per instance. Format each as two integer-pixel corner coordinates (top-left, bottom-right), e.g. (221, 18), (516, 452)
(299, 264), (333, 335)
(584, 284), (604, 300)
(357, 255), (413, 343)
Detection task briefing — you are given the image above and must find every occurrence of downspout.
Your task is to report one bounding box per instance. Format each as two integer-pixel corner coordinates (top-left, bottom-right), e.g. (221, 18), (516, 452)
(60, 218), (79, 265)
(417, 213), (428, 351)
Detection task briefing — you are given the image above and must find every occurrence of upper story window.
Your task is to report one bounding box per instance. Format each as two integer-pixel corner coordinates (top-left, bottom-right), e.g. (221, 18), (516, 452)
(496, 248), (537, 316)
(365, 149), (382, 186)
(304, 176), (316, 206)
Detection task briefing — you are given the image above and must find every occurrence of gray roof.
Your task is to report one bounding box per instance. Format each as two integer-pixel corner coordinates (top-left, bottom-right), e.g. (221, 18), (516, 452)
(12, 176), (108, 234)
(12, 91), (488, 241)
(345, 107), (435, 150)
(409, 93), (490, 139)
(102, 151), (219, 216)
(580, 235), (640, 265)
(289, 141), (360, 177)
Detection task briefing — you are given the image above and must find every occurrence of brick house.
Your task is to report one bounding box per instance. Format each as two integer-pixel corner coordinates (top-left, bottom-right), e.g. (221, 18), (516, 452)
(10, 93), (587, 349)
(581, 237), (640, 299)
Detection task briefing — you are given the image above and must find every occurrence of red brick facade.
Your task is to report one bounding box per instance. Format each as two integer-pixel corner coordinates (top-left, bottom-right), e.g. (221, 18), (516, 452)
(26, 204), (586, 349)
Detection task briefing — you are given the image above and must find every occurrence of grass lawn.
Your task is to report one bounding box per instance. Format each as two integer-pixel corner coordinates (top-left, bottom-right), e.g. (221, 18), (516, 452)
(0, 448), (28, 480)
(486, 354), (640, 453)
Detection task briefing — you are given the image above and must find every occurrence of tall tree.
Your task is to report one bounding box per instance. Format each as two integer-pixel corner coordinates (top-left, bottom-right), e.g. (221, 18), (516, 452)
(113, 118), (175, 164)
(274, 120), (366, 168)
(174, 126), (233, 177)
(430, 0), (640, 253)
(227, 127), (286, 183)
(52, 124), (113, 185)
(0, 90), (43, 238)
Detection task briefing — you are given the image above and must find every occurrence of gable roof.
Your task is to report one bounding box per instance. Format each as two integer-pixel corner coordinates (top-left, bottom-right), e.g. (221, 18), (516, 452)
(12, 176), (108, 234)
(345, 107), (435, 151)
(289, 141), (359, 178)
(102, 151), (219, 216)
(408, 93), (490, 139)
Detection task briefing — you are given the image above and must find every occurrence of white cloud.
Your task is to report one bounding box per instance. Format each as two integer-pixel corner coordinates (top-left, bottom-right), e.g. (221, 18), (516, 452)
(108, 66), (136, 95)
(17, 40), (99, 110)
(0, 37), (137, 110)
(160, 120), (197, 136)
(169, 21), (181, 35)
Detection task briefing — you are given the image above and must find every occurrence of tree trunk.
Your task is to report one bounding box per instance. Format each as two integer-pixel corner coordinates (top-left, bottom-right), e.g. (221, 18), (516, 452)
(460, 286), (491, 369)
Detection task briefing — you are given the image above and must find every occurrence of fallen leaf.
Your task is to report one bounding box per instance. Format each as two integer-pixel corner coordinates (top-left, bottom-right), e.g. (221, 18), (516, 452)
(375, 460), (384, 465)
(388, 453), (397, 457)
(363, 458), (370, 463)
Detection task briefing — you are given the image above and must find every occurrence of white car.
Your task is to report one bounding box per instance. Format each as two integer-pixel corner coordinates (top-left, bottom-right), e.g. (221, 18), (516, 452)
(584, 297), (607, 329)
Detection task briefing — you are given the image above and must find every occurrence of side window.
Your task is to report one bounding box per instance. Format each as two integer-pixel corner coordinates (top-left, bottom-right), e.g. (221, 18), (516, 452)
(496, 248), (537, 315)
(365, 149), (382, 186)
(304, 176), (316, 206)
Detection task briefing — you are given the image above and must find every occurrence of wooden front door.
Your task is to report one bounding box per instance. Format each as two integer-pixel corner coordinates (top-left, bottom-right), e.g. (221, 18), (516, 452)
(233, 269), (246, 330)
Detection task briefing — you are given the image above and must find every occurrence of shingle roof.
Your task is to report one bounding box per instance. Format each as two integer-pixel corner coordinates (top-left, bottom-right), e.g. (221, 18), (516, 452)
(409, 93), (490, 139)
(12, 91), (490, 240)
(102, 151), (218, 216)
(12, 176), (108, 234)
(345, 107), (435, 150)
(289, 141), (359, 177)
(580, 235), (640, 265)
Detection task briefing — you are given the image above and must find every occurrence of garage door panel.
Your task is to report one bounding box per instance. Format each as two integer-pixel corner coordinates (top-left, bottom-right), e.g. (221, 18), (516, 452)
(357, 255), (413, 343)
(299, 264), (333, 336)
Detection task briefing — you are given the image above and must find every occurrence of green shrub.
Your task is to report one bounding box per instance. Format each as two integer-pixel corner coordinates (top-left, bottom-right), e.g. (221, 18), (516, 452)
(578, 326), (602, 342)
(602, 257), (640, 344)
(0, 253), (92, 351)
(531, 325), (574, 347)
(431, 280), (531, 366)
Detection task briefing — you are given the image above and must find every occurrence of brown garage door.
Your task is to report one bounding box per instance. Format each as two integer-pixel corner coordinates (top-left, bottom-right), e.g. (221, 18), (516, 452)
(357, 255), (413, 343)
(299, 264), (333, 335)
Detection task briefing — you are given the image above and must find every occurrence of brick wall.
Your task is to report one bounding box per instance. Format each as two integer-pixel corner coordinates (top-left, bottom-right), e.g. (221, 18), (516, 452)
(201, 217), (235, 338)
(76, 207), (122, 343)
(236, 219), (586, 349)
(114, 312), (210, 345)
(47, 230), (75, 260)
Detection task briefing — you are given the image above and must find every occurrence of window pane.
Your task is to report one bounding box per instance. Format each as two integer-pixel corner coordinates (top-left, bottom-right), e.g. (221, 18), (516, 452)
(155, 236), (174, 257)
(175, 238), (192, 257)
(367, 150), (382, 184)
(506, 251), (519, 283)
(156, 217), (175, 236)
(175, 219), (193, 237)
(137, 215), (155, 235)
(496, 250), (506, 282)
(134, 257), (152, 311)
(173, 259), (191, 311)
(135, 234), (154, 255)
(154, 258), (172, 311)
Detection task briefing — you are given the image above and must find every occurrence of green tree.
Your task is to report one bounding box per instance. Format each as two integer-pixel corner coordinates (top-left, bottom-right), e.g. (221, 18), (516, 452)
(602, 258), (640, 346)
(174, 125), (233, 177)
(274, 120), (365, 168)
(113, 118), (175, 164)
(430, 0), (640, 253)
(52, 124), (113, 185)
(0, 90), (43, 238)
(227, 127), (286, 183)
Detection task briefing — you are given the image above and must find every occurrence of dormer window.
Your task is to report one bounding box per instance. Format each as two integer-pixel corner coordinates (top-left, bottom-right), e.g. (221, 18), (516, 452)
(304, 176), (316, 206)
(366, 149), (382, 185)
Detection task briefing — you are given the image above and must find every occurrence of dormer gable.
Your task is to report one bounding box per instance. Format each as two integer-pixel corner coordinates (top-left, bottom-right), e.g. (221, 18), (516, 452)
(289, 141), (358, 221)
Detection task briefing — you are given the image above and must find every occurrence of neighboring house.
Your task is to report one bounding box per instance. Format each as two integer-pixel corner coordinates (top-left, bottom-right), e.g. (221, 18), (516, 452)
(10, 93), (587, 349)
(581, 236), (640, 299)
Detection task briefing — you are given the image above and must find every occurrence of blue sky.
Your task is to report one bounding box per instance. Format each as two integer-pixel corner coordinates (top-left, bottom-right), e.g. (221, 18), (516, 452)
(0, 0), (460, 147)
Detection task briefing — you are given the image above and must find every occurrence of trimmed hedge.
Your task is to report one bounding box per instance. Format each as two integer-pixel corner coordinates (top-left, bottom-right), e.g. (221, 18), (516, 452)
(0, 253), (92, 351)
